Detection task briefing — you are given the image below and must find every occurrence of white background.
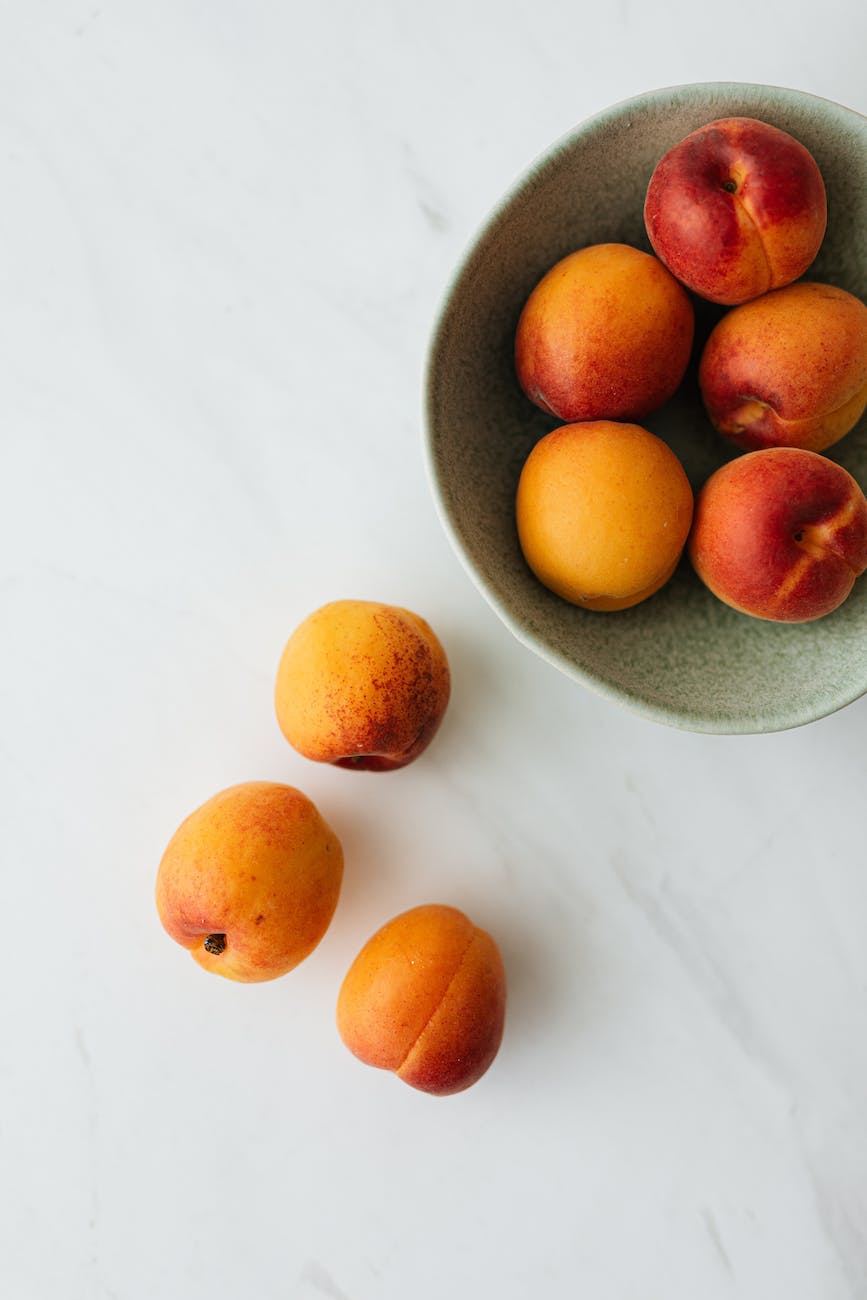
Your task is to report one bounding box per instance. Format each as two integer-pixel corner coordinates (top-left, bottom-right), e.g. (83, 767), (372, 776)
(3, 3), (867, 1298)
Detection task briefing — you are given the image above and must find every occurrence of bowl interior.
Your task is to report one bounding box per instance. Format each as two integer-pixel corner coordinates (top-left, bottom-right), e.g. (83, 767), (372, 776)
(425, 83), (867, 733)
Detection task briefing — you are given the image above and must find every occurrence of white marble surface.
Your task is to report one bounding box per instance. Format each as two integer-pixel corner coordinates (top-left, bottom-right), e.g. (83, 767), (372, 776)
(4, 3), (867, 1298)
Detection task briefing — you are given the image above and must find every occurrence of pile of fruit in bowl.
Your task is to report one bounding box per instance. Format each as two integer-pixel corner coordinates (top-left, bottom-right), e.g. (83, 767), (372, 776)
(425, 83), (867, 732)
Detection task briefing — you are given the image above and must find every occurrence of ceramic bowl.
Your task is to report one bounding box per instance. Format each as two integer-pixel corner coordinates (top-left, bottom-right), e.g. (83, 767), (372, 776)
(425, 83), (867, 733)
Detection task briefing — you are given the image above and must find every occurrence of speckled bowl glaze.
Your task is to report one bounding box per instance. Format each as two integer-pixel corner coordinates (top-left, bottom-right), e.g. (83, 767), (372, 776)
(425, 83), (867, 734)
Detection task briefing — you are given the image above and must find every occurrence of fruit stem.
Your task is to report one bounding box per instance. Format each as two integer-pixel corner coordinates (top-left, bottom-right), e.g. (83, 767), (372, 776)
(204, 933), (227, 955)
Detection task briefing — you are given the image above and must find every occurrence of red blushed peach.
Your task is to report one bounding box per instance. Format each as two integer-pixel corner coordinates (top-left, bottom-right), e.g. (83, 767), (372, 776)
(689, 449), (867, 622)
(699, 282), (867, 453)
(337, 905), (506, 1096)
(274, 601), (450, 771)
(514, 243), (694, 422)
(645, 117), (827, 305)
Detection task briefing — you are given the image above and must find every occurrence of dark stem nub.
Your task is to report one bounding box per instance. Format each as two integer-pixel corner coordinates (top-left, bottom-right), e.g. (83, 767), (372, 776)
(204, 933), (227, 955)
(722, 178), (738, 193)
(794, 531), (804, 543)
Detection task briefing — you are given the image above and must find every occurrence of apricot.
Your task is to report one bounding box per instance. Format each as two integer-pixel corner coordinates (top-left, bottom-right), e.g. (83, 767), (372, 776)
(689, 448), (867, 622)
(699, 281), (867, 454)
(645, 117), (827, 305)
(516, 421), (694, 610)
(337, 904), (506, 1096)
(514, 243), (694, 422)
(155, 782), (343, 982)
(275, 600), (450, 771)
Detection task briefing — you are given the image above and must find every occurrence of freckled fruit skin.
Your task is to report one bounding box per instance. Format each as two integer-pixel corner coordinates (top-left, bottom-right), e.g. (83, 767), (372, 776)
(689, 448), (867, 622)
(155, 782), (343, 982)
(337, 904), (506, 1096)
(699, 282), (867, 453)
(644, 116), (827, 305)
(516, 421), (694, 610)
(274, 600), (450, 771)
(514, 242), (694, 422)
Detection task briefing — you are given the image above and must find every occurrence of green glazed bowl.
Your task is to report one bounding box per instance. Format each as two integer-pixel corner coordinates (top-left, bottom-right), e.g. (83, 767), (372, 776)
(425, 83), (867, 734)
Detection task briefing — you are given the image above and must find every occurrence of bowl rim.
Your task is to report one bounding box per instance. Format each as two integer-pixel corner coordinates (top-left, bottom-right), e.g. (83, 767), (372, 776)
(422, 81), (867, 734)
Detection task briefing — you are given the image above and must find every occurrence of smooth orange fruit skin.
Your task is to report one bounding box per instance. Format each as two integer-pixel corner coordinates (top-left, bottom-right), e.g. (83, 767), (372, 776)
(516, 421), (694, 610)
(699, 282), (867, 453)
(155, 782), (343, 982)
(337, 904), (506, 1096)
(515, 243), (694, 422)
(275, 601), (450, 771)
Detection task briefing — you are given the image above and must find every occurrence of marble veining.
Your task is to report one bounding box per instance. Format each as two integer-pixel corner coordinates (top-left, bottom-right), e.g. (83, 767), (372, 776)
(3, 4), (867, 1300)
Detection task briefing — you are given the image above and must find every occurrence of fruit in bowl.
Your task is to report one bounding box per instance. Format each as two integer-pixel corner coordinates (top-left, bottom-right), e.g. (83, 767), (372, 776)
(689, 448), (867, 622)
(425, 83), (867, 731)
(514, 242), (693, 422)
(515, 420), (694, 611)
(699, 281), (867, 453)
(644, 116), (827, 305)
(510, 115), (864, 624)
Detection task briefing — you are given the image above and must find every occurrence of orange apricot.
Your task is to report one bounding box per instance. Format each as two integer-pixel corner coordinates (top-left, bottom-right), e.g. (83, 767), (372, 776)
(155, 782), (343, 982)
(337, 904), (506, 1096)
(275, 600), (450, 771)
(514, 243), (694, 422)
(516, 420), (694, 610)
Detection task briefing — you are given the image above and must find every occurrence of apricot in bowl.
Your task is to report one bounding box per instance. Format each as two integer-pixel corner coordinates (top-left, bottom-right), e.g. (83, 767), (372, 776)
(516, 421), (693, 611)
(425, 82), (867, 733)
(699, 281), (867, 454)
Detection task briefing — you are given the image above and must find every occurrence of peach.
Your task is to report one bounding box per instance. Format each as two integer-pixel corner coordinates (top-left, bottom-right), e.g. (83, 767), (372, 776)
(644, 116), (827, 306)
(155, 782), (343, 982)
(275, 600), (450, 771)
(516, 420), (694, 610)
(337, 904), (506, 1096)
(689, 448), (867, 622)
(514, 242), (694, 422)
(699, 282), (867, 453)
